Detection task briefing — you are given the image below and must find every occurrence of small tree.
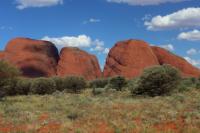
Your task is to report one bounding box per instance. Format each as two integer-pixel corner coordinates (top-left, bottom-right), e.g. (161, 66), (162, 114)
(109, 76), (126, 91)
(63, 76), (86, 93)
(132, 64), (181, 97)
(30, 78), (56, 95)
(0, 61), (21, 98)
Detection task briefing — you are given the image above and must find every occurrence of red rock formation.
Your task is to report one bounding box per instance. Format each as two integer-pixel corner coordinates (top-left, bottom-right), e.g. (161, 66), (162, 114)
(0, 51), (5, 60)
(3, 37), (199, 79)
(151, 46), (200, 77)
(57, 47), (101, 80)
(103, 40), (159, 79)
(4, 38), (59, 77)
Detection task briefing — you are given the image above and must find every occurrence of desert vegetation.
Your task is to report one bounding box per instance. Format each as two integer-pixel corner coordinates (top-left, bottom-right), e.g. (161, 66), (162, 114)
(131, 65), (181, 96)
(1, 60), (200, 132)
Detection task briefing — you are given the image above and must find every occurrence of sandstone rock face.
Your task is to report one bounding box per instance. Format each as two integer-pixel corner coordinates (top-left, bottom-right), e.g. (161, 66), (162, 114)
(103, 40), (159, 79)
(57, 47), (101, 80)
(151, 46), (200, 77)
(4, 38), (59, 77)
(3, 37), (199, 79)
(0, 51), (5, 60)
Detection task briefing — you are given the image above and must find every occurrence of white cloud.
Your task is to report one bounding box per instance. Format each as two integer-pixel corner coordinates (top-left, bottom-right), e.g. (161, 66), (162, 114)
(42, 35), (92, 48)
(90, 40), (110, 54)
(42, 35), (109, 54)
(142, 14), (152, 21)
(145, 8), (200, 30)
(83, 18), (101, 24)
(15, 0), (63, 10)
(107, 0), (188, 6)
(89, 18), (101, 23)
(178, 29), (200, 41)
(0, 26), (13, 30)
(103, 48), (110, 54)
(160, 44), (174, 51)
(186, 48), (199, 55)
(184, 57), (200, 67)
(92, 40), (104, 51)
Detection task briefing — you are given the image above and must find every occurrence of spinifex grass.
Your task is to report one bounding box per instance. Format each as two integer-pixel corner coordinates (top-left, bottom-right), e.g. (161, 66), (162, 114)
(0, 89), (200, 133)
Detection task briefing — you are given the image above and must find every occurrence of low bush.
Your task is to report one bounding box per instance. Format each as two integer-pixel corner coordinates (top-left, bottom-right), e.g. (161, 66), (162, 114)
(50, 76), (65, 91)
(196, 82), (200, 89)
(0, 61), (21, 79)
(132, 65), (181, 97)
(183, 77), (198, 87)
(109, 76), (127, 91)
(0, 78), (18, 97)
(15, 78), (31, 95)
(92, 88), (105, 95)
(89, 78), (108, 88)
(63, 76), (86, 93)
(0, 61), (21, 98)
(30, 78), (56, 95)
(127, 77), (139, 91)
(176, 77), (200, 92)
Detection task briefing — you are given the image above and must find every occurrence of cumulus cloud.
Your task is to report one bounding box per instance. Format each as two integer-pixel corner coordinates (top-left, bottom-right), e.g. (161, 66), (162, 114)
(42, 35), (109, 54)
(184, 56), (200, 67)
(178, 29), (200, 41)
(83, 18), (101, 24)
(90, 40), (104, 51)
(160, 44), (174, 51)
(42, 35), (92, 48)
(186, 48), (199, 55)
(15, 0), (63, 10)
(90, 40), (110, 54)
(145, 8), (200, 30)
(107, 0), (188, 6)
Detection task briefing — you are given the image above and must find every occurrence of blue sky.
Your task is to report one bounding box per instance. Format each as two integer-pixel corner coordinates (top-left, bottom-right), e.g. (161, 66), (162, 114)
(0, 0), (200, 69)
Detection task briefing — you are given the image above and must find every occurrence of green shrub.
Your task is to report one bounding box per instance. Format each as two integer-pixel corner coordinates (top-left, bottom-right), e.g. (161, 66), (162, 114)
(30, 78), (56, 95)
(63, 76), (86, 93)
(176, 77), (198, 92)
(196, 76), (200, 89)
(196, 82), (200, 89)
(176, 81), (189, 92)
(132, 65), (181, 97)
(15, 78), (31, 95)
(185, 77), (198, 86)
(89, 78), (108, 88)
(127, 78), (139, 91)
(0, 61), (21, 79)
(50, 76), (65, 91)
(0, 61), (21, 98)
(92, 88), (105, 95)
(109, 76), (127, 91)
(0, 78), (18, 97)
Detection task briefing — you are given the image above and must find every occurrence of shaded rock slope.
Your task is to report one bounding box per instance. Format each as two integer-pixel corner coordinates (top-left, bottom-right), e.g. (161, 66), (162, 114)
(3, 38), (59, 77)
